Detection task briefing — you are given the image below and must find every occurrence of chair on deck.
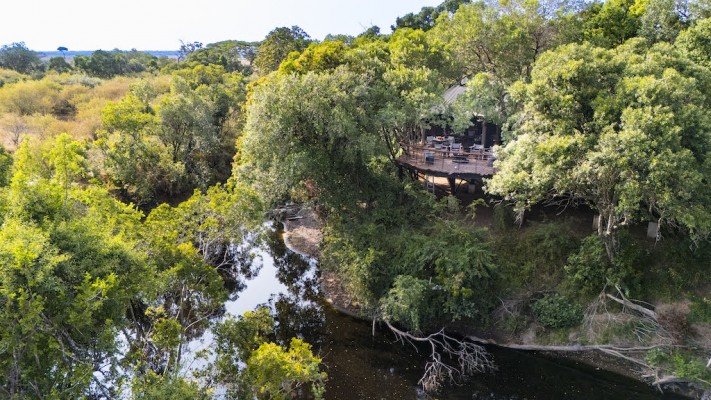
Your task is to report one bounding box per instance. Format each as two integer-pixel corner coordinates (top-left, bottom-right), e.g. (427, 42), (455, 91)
(451, 143), (462, 153)
(424, 150), (435, 164)
(434, 143), (443, 150)
(426, 136), (435, 146)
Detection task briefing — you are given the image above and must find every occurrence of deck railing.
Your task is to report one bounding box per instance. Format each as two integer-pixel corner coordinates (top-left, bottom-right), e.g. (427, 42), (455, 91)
(399, 143), (496, 176)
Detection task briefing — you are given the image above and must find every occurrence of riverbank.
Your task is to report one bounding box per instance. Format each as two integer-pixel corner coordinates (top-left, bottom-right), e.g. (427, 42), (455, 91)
(280, 207), (700, 398)
(281, 208), (365, 318)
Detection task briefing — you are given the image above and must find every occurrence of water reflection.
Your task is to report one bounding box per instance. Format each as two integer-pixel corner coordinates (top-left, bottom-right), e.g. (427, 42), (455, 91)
(199, 225), (689, 400)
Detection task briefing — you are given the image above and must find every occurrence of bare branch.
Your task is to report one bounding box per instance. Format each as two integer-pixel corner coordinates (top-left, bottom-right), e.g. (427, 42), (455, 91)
(606, 286), (658, 321)
(383, 321), (496, 392)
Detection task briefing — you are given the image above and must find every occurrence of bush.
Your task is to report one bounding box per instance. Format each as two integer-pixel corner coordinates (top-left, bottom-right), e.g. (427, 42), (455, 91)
(647, 349), (711, 386)
(493, 203), (515, 231)
(493, 220), (580, 291)
(688, 297), (711, 324)
(532, 294), (583, 329)
(564, 231), (642, 295)
(380, 275), (435, 333)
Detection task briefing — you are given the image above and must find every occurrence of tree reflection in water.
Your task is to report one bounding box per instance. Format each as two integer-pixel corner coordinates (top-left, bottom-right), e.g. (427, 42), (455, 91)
(198, 225), (688, 400)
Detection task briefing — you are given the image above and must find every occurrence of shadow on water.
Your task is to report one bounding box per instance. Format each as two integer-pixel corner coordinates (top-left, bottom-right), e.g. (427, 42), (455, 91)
(208, 225), (690, 400)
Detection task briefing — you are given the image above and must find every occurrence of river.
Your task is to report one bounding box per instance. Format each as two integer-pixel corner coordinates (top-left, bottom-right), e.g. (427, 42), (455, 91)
(193, 225), (690, 400)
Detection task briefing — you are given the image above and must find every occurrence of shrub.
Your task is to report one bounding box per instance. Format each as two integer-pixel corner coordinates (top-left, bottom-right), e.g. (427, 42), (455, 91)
(564, 235), (609, 294)
(380, 275), (435, 333)
(493, 202), (515, 231)
(646, 349), (711, 386)
(564, 231), (642, 295)
(688, 297), (711, 324)
(532, 294), (583, 329)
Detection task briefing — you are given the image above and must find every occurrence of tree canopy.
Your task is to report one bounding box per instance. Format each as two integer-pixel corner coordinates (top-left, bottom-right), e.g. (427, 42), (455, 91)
(488, 39), (711, 259)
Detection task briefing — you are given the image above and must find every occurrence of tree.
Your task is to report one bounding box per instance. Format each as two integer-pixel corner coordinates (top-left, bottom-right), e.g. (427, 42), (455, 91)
(253, 26), (311, 74)
(0, 138), (150, 397)
(0, 42), (42, 74)
(213, 307), (326, 400)
(74, 49), (156, 78)
(637, 0), (689, 43)
(279, 41), (348, 75)
(0, 78), (62, 115)
(676, 17), (711, 68)
(581, 0), (643, 47)
(57, 46), (68, 58)
(236, 69), (393, 210)
(487, 40), (711, 262)
(158, 78), (216, 170)
(430, 0), (579, 86)
(43, 133), (87, 202)
(177, 40), (203, 61)
(77, 50), (124, 78)
(48, 56), (72, 73)
(243, 339), (326, 400)
(185, 40), (258, 74)
(392, 0), (471, 31)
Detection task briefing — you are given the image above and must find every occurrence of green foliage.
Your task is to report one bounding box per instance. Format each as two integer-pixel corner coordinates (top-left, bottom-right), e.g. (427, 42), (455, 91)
(132, 371), (211, 400)
(637, 0), (688, 43)
(279, 41), (348, 74)
(213, 307), (326, 399)
(323, 212), (497, 330)
(237, 69), (390, 210)
(254, 26), (312, 74)
(645, 347), (670, 367)
(581, 0), (642, 47)
(98, 70), (244, 204)
(186, 40), (258, 74)
(494, 220), (581, 292)
(244, 338), (326, 400)
(0, 146), (12, 186)
(74, 49), (159, 78)
(670, 353), (711, 384)
(215, 307), (276, 377)
(532, 294), (583, 329)
(0, 78), (62, 115)
(0, 140), (150, 396)
(637, 236), (711, 299)
(677, 17), (711, 69)
(492, 202), (516, 231)
(431, 0), (578, 86)
(381, 275), (435, 333)
(565, 235), (617, 294)
(48, 56), (73, 73)
(565, 232), (642, 295)
(0, 42), (43, 74)
(688, 297), (711, 324)
(488, 39), (711, 261)
(646, 349), (711, 386)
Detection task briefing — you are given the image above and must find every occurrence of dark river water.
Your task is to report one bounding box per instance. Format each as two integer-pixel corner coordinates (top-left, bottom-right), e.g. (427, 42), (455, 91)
(191, 226), (691, 400)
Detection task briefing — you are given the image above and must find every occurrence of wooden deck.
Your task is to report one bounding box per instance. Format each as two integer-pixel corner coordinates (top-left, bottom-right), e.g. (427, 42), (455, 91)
(397, 144), (496, 179)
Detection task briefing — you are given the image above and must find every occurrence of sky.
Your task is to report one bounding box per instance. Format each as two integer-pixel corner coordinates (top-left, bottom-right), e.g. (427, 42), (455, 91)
(2, 0), (442, 51)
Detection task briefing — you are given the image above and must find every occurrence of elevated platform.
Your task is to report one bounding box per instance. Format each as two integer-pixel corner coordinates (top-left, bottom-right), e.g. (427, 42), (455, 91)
(397, 144), (496, 180)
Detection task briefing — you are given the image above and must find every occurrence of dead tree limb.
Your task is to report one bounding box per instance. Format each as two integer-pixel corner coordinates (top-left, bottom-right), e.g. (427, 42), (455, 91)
(384, 321), (496, 392)
(606, 286), (658, 321)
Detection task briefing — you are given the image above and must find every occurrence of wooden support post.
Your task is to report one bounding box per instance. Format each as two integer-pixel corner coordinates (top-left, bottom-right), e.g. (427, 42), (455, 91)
(448, 177), (456, 195)
(481, 121), (488, 148)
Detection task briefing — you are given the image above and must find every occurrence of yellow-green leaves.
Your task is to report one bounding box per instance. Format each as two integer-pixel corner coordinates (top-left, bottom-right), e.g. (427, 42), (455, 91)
(489, 38), (711, 255)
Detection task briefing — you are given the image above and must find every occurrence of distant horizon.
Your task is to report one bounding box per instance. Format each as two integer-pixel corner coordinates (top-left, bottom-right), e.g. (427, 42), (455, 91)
(37, 49), (181, 53)
(3, 0), (441, 52)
